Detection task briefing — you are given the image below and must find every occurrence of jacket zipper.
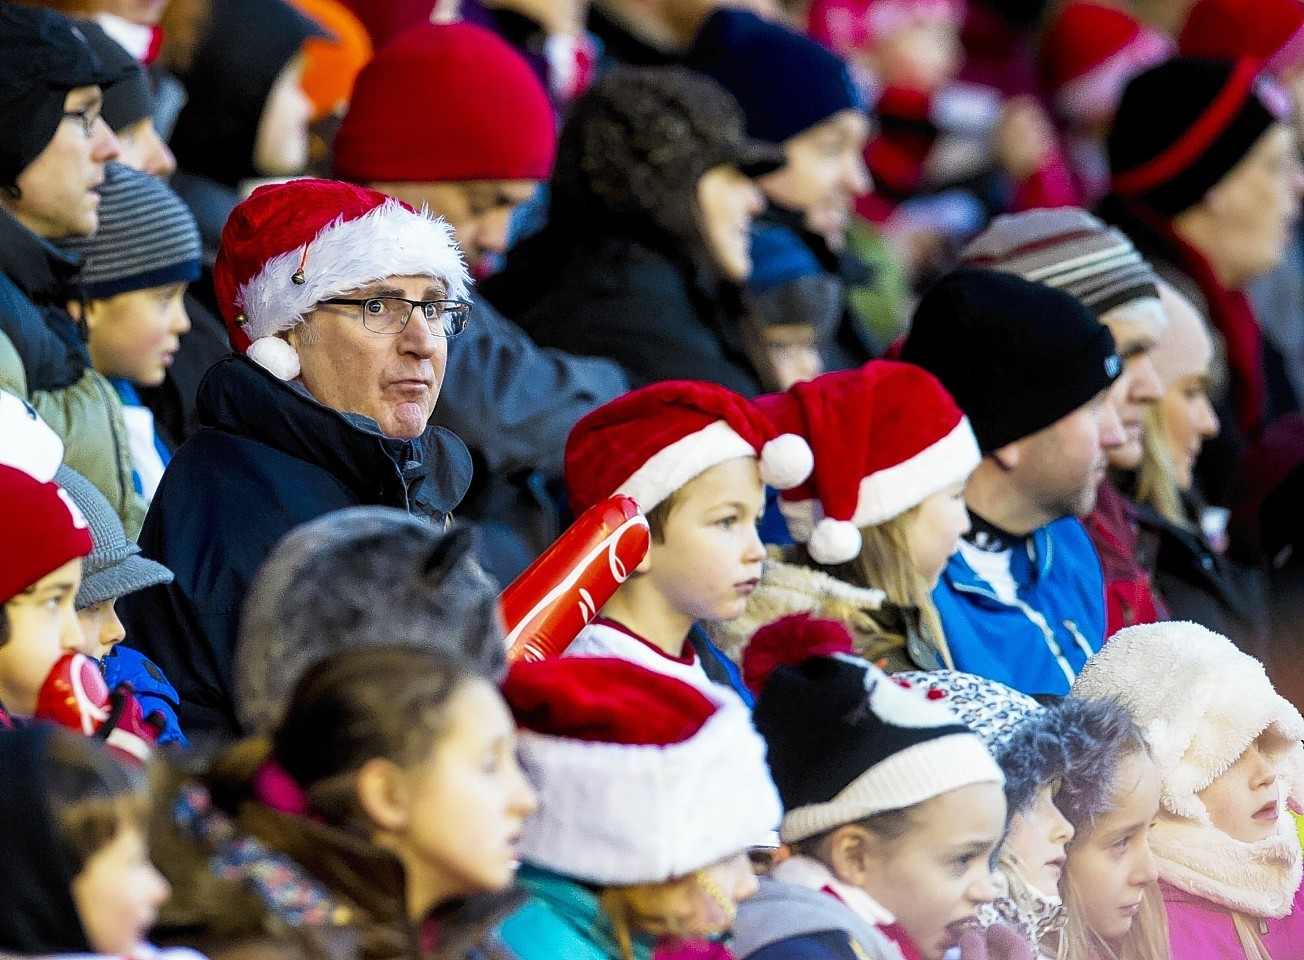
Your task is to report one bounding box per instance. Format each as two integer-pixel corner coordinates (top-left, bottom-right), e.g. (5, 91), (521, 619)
(951, 581), (1076, 686)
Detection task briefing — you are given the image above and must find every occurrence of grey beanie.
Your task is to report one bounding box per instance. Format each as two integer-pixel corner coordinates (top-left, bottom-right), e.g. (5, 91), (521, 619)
(59, 162), (200, 299)
(234, 508), (505, 735)
(54, 465), (173, 610)
(961, 207), (1160, 317)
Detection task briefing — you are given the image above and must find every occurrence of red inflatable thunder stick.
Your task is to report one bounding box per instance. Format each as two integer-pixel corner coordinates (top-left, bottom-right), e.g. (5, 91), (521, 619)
(501, 494), (651, 662)
(35, 653), (165, 765)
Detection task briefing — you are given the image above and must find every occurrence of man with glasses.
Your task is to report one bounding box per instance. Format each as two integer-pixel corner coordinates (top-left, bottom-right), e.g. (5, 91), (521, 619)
(119, 179), (477, 739)
(0, 5), (142, 536)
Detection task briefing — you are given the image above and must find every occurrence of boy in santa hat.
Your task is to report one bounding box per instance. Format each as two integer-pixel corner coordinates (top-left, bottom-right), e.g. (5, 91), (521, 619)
(562, 380), (812, 699)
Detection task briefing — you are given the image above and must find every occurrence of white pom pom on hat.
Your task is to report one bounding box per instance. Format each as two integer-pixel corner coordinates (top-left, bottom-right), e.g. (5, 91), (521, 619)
(759, 432), (815, 490)
(247, 336), (302, 381)
(807, 517), (863, 565)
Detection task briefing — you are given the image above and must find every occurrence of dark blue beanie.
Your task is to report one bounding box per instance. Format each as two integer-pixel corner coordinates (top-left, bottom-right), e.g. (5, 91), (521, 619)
(686, 9), (864, 145)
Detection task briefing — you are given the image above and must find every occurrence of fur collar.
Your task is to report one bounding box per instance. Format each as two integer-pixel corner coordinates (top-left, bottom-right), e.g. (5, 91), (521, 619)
(1152, 806), (1302, 918)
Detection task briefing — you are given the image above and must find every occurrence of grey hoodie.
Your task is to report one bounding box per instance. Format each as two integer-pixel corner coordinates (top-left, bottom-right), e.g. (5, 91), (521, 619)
(731, 878), (902, 960)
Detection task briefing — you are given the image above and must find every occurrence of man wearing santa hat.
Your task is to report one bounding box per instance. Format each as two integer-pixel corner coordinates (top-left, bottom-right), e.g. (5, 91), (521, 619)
(119, 177), (475, 739)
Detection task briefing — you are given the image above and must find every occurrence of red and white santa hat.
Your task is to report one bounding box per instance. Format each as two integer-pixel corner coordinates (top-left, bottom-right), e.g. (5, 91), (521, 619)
(1178, 0), (1304, 77)
(503, 656), (782, 885)
(212, 178), (470, 381)
(756, 360), (980, 566)
(1039, 1), (1174, 125)
(563, 380), (813, 517)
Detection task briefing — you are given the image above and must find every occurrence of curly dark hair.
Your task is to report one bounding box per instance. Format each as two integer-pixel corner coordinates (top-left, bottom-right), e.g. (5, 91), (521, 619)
(548, 66), (756, 274)
(994, 704), (1073, 816)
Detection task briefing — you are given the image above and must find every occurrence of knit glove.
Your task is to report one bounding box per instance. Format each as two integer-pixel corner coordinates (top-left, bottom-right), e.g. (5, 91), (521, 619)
(956, 921), (1035, 960)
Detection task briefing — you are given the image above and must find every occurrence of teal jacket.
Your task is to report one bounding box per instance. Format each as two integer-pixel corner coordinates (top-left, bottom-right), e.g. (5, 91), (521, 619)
(499, 866), (656, 960)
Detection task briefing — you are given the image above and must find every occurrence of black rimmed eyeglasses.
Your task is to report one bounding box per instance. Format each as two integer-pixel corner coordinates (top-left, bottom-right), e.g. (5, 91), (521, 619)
(61, 105), (102, 138)
(320, 297), (472, 337)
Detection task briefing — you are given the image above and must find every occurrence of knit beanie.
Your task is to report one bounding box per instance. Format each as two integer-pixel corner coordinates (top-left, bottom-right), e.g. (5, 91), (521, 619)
(58, 163), (200, 300)
(686, 8), (864, 145)
(333, 22), (554, 184)
(961, 207), (1161, 317)
(0, 5), (134, 189)
(564, 380), (813, 517)
(900, 267), (1120, 453)
(503, 656), (782, 885)
(751, 647), (1002, 843)
(53, 466), (172, 612)
(0, 466), (92, 606)
(807, 0), (965, 59)
(287, 0), (373, 122)
(1109, 57), (1288, 218)
(755, 361), (981, 564)
(1179, 0), (1304, 77)
(213, 178), (469, 381)
(1038, 1), (1173, 124)
(78, 21), (153, 133)
(1072, 622), (1304, 824)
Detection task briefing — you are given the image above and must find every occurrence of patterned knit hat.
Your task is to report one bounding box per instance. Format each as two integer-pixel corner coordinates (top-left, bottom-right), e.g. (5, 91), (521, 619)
(961, 207), (1160, 317)
(503, 656), (782, 885)
(900, 267), (1120, 453)
(1109, 57), (1288, 217)
(213, 178), (469, 381)
(1039, 1), (1173, 124)
(59, 163), (200, 300)
(1179, 0), (1304, 77)
(755, 360), (980, 564)
(54, 466), (172, 611)
(754, 650), (1003, 843)
(564, 380), (813, 517)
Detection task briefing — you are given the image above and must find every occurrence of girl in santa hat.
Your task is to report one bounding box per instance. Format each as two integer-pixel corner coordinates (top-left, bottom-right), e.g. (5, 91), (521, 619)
(151, 646), (538, 960)
(711, 360), (981, 674)
(497, 656), (785, 960)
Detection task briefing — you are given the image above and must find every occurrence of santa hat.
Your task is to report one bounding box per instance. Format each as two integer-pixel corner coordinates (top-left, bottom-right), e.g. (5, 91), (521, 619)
(752, 649), (1003, 843)
(755, 361), (980, 566)
(563, 380), (813, 517)
(0, 390), (63, 482)
(807, 0), (965, 59)
(503, 657), (782, 885)
(0, 465), (92, 605)
(212, 178), (470, 381)
(1039, 1), (1174, 124)
(1072, 622), (1304, 824)
(1179, 0), (1304, 77)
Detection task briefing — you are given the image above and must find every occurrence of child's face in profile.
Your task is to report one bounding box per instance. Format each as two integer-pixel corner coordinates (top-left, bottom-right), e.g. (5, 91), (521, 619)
(76, 599), (128, 660)
(72, 823), (170, 957)
(1197, 730), (1285, 844)
(1003, 783), (1074, 896)
(763, 324), (823, 390)
(1063, 752), (1161, 948)
(0, 558), (85, 716)
(647, 457), (767, 626)
(84, 283), (190, 387)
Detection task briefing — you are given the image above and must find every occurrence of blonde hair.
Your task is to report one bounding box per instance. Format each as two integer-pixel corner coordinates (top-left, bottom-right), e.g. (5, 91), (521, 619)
(600, 870), (731, 960)
(1133, 405), (1186, 529)
(1054, 878), (1169, 960)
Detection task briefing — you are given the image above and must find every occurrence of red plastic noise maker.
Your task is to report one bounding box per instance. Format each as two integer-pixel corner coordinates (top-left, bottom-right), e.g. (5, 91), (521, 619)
(501, 494), (651, 661)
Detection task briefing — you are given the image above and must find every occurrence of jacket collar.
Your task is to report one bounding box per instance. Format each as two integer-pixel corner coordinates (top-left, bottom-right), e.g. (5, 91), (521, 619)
(196, 355), (473, 520)
(0, 207), (83, 304)
(516, 864), (656, 960)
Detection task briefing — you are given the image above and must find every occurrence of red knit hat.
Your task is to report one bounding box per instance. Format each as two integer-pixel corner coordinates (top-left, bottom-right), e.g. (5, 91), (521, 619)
(1179, 0), (1304, 76)
(503, 656), (782, 885)
(213, 178), (469, 380)
(756, 360), (981, 565)
(807, 0), (964, 58)
(0, 465), (92, 605)
(1039, 1), (1174, 123)
(564, 381), (813, 517)
(333, 21), (556, 185)
(742, 613), (855, 695)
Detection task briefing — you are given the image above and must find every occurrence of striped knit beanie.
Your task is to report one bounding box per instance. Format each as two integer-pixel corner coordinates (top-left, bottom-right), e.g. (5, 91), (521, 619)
(60, 162), (201, 300)
(961, 207), (1159, 317)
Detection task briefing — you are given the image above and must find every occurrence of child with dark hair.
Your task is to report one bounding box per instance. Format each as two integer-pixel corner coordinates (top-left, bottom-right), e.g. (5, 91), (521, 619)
(0, 725), (182, 960)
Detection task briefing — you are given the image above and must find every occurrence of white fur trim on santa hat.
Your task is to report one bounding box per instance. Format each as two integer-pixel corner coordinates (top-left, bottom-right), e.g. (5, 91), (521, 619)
(1072, 621), (1304, 825)
(780, 731), (1004, 843)
(236, 200), (470, 344)
(515, 685), (782, 886)
(780, 417), (981, 556)
(617, 419), (758, 514)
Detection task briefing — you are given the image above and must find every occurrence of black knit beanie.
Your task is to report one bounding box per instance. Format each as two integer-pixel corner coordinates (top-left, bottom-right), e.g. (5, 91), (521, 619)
(1109, 57), (1284, 217)
(900, 267), (1120, 453)
(78, 23), (153, 134)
